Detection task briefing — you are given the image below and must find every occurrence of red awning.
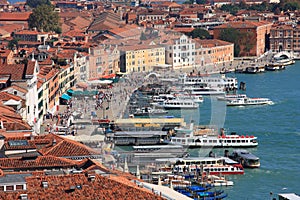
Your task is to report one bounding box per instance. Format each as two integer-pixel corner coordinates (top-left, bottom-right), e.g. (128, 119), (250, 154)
(101, 74), (116, 79)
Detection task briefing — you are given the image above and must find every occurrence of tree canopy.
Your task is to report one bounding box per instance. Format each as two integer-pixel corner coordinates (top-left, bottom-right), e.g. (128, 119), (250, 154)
(8, 39), (19, 50)
(26, 0), (51, 8)
(28, 5), (61, 33)
(187, 28), (211, 39)
(219, 28), (241, 57)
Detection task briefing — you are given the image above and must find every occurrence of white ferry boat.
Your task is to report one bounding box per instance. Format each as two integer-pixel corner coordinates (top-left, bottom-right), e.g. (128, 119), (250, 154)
(168, 127), (258, 148)
(217, 94), (247, 101)
(167, 157), (244, 175)
(152, 94), (175, 103)
(174, 93), (204, 103)
(178, 74), (238, 91)
(183, 85), (225, 96)
(156, 99), (199, 109)
(226, 97), (273, 106)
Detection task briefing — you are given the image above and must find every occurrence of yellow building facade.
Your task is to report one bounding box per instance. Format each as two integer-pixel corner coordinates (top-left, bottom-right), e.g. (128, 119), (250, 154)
(120, 45), (165, 73)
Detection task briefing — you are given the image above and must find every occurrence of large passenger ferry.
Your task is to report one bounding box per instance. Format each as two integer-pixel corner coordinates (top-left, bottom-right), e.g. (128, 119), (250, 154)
(168, 126), (258, 148)
(178, 74), (238, 91)
(156, 99), (199, 109)
(161, 157), (244, 175)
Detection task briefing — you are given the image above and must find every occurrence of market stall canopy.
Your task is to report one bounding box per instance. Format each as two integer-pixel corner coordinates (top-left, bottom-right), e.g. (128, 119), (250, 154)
(88, 80), (113, 85)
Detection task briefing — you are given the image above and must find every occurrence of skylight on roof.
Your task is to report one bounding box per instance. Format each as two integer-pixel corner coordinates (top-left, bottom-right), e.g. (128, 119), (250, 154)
(8, 140), (29, 146)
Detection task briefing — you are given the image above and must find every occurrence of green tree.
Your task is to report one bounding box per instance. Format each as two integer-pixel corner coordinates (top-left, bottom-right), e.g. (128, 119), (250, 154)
(284, 1), (300, 11)
(26, 0), (50, 8)
(28, 5), (61, 33)
(188, 28), (210, 39)
(219, 28), (241, 57)
(8, 38), (19, 50)
(140, 32), (147, 40)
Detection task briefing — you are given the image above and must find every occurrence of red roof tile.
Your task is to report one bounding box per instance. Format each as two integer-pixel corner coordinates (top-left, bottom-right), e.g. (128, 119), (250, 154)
(0, 12), (31, 21)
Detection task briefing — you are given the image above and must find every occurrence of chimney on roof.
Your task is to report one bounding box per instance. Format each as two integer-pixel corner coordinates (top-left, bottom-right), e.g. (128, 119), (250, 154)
(53, 139), (56, 146)
(88, 174), (95, 182)
(20, 194), (28, 200)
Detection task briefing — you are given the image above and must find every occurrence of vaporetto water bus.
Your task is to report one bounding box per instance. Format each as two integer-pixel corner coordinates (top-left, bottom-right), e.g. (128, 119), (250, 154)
(168, 127), (258, 148)
(156, 99), (199, 109)
(226, 97), (273, 106)
(178, 73), (238, 91)
(158, 157), (244, 175)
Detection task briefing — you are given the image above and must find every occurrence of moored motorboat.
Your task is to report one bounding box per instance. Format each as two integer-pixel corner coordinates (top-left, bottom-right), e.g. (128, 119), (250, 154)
(228, 149), (260, 168)
(244, 65), (265, 74)
(206, 175), (234, 187)
(132, 107), (168, 116)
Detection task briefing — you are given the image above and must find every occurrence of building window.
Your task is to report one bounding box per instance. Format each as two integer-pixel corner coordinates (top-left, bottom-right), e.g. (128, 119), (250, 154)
(6, 186), (13, 191)
(16, 185), (23, 190)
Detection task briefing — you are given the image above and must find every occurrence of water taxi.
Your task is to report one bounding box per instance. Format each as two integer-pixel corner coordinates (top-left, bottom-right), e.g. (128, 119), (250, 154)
(265, 63), (285, 71)
(226, 97), (273, 106)
(244, 65), (265, 74)
(206, 175), (234, 187)
(228, 149), (260, 168)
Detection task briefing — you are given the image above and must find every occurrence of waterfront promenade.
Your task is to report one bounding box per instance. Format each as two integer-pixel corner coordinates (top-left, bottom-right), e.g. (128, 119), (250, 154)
(41, 51), (274, 135)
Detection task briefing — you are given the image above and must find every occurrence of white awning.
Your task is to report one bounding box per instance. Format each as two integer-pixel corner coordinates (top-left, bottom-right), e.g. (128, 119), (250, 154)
(3, 99), (21, 106)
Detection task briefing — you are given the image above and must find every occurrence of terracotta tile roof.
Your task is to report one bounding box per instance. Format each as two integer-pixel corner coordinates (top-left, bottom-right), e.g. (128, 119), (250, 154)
(88, 11), (124, 32)
(194, 38), (233, 48)
(15, 30), (46, 35)
(0, 103), (31, 131)
(215, 20), (272, 29)
(0, 156), (77, 170)
(38, 65), (59, 81)
(0, 12), (31, 21)
(0, 173), (163, 200)
(63, 29), (86, 37)
(0, 49), (12, 58)
(25, 60), (36, 76)
(3, 140), (36, 150)
(38, 57), (53, 65)
(0, 63), (25, 81)
(0, 91), (23, 101)
(39, 135), (100, 158)
(5, 84), (28, 94)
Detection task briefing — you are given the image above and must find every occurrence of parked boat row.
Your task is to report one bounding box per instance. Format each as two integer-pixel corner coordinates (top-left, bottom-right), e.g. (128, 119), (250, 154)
(237, 57), (295, 74)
